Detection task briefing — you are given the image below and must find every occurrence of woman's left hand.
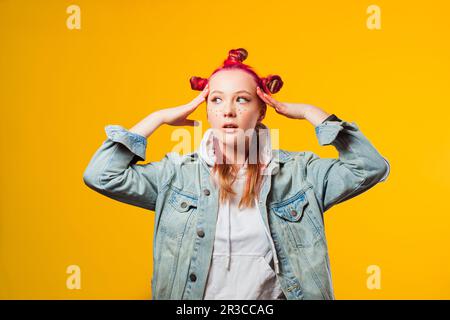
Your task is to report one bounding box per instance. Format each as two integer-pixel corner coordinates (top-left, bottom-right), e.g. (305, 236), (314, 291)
(256, 86), (309, 120)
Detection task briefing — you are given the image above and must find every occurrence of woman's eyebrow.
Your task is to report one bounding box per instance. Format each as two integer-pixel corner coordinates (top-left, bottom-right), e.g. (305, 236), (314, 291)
(210, 90), (252, 95)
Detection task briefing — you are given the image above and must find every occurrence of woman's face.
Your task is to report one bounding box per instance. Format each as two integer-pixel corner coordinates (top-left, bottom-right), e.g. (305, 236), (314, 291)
(206, 69), (266, 148)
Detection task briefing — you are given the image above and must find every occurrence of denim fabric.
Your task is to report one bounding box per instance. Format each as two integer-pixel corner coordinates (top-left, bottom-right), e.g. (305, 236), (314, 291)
(83, 118), (390, 299)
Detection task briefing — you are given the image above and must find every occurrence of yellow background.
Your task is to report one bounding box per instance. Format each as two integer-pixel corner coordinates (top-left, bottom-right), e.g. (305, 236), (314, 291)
(1, 0), (449, 299)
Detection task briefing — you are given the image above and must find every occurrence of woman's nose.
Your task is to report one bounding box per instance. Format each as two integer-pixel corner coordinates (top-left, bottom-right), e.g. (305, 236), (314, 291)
(222, 102), (236, 117)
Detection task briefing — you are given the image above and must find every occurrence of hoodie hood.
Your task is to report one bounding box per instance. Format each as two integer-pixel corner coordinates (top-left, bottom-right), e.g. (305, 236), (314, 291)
(196, 123), (281, 274)
(198, 123), (273, 168)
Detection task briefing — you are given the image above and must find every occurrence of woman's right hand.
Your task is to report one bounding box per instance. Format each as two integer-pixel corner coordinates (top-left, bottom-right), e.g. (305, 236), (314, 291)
(155, 84), (209, 127)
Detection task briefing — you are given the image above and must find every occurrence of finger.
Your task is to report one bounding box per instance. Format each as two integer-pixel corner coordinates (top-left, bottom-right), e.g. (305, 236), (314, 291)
(256, 86), (265, 99)
(257, 86), (279, 108)
(256, 86), (273, 105)
(256, 87), (286, 114)
(202, 83), (210, 97)
(259, 87), (276, 104)
(188, 84), (210, 110)
(197, 83), (210, 101)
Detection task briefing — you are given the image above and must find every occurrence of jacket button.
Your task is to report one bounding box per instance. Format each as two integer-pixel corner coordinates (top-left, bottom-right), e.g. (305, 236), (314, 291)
(197, 229), (205, 238)
(180, 201), (188, 209)
(203, 189), (210, 196)
(290, 210), (297, 217)
(190, 273), (197, 282)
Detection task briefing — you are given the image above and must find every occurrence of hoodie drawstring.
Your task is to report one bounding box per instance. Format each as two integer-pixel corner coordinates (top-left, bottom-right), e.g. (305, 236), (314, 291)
(198, 125), (280, 275)
(225, 198), (279, 274)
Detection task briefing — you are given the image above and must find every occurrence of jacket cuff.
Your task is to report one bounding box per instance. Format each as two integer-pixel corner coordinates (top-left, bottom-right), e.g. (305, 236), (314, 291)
(315, 115), (353, 146)
(321, 113), (342, 123)
(104, 125), (147, 161)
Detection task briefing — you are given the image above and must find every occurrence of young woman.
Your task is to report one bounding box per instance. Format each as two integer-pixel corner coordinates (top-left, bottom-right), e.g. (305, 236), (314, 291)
(83, 48), (390, 300)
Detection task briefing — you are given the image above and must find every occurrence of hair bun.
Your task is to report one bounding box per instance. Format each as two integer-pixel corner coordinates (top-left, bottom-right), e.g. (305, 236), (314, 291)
(226, 48), (248, 64)
(262, 74), (284, 94)
(189, 76), (208, 91)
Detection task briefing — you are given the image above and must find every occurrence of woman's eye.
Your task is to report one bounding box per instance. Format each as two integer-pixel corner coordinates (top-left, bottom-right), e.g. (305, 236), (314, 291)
(210, 96), (249, 104)
(237, 96), (250, 103)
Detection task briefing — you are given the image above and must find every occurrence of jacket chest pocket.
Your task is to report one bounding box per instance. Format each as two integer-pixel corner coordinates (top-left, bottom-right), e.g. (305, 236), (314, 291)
(270, 191), (323, 248)
(159, 188), (198, 239)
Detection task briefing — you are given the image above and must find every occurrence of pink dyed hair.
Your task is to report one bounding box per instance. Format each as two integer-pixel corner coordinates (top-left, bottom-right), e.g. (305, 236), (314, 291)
(189, 48), (283, 95)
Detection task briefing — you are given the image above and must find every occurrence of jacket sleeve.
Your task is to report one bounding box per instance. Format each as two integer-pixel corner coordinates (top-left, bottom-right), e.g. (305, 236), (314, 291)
(303, 115), (390, 213)
(82, 125), (174, 211)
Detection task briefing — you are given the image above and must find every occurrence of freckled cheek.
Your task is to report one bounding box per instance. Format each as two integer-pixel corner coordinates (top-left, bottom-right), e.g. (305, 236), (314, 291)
(209, 108), (220, 118)
(236, 106), (248, 115)
(207, 107), (222, 123)
(207, 105), (250, 117)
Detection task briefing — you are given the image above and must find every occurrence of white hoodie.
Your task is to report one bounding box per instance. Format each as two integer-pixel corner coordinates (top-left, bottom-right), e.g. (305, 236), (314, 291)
(198, 124), (286, 300)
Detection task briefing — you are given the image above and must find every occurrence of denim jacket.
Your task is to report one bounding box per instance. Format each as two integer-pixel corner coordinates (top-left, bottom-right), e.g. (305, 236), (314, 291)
(82, 116), (390, 300)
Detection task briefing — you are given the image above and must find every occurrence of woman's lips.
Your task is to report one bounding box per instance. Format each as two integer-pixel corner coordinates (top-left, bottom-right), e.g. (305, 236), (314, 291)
(222, 128), (238, 134)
